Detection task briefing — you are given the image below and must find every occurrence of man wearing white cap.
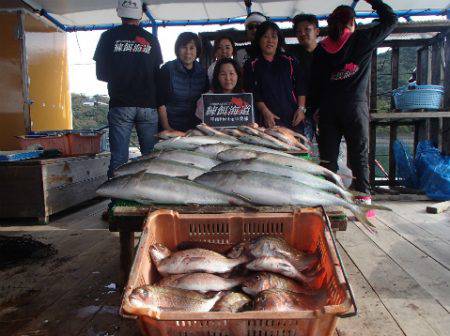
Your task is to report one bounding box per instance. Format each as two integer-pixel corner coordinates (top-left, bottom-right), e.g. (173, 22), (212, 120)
(94, 0), (163, 178)
(235, 12), (267, 68)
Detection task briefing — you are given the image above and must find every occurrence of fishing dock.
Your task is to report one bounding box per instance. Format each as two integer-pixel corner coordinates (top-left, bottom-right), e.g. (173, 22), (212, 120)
(0, 200), (449, 335)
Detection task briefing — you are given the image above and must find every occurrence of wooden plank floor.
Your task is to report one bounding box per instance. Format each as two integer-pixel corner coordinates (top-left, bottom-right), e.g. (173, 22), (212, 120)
(0, 200), (449, 335)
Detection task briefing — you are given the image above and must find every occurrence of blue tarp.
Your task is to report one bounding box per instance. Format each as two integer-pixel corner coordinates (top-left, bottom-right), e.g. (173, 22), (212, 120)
(394, 140), (450, 200)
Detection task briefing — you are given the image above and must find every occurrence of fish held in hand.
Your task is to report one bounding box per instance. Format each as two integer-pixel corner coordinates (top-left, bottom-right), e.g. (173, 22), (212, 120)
(128, 285), (224, 312)
(157, 273), (243, 293)
(150, 244), (248, 275)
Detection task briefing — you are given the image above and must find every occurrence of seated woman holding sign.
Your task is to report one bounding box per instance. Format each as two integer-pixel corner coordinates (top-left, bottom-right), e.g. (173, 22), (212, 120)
(196, 58), (244, 121)
(243, 21), (307, 132)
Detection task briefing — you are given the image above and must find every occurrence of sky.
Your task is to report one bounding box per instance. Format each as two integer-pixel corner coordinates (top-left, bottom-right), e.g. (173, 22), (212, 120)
(67, 24), (246, 96)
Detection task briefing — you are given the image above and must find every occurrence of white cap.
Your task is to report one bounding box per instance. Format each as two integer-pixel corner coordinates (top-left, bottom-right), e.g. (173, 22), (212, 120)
(117, 0), (143, 20)
(245, 12), (267, 26)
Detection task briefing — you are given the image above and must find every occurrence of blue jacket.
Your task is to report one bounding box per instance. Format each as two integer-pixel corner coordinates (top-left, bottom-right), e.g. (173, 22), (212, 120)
(158, 59), (209, 131)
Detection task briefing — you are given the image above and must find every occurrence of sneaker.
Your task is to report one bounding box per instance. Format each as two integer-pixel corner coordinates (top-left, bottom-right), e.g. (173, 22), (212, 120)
(354, 195), (375, 218)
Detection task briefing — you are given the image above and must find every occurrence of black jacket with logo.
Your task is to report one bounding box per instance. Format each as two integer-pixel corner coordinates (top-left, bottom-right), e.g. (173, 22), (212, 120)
(309, 0), (397, 113)
(94, 24), (163, 109)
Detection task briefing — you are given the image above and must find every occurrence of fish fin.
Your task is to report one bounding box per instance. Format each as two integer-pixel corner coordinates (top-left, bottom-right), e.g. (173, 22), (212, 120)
(337, 173), (355, 180)
(351, 207), (378, 234)
(360, 204), (392, 212)
(303, 267), (326, 290)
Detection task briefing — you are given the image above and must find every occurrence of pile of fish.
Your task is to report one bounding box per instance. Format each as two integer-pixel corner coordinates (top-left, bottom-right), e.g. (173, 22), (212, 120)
(156, 123), (311, 152)
(97, 124), (388, 231)
(128, 236), (328, 313)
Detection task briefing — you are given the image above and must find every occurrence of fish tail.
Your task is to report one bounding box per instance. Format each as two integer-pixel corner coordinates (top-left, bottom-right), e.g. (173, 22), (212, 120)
(337, 188), (354, 203)
(298, 268), (326, 290)
(325, 171), (345, 189)
(350, 206), (378, 234)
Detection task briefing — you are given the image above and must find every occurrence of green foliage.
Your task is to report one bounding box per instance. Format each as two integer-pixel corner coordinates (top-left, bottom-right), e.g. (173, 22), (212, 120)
(71, 94), (109, 130)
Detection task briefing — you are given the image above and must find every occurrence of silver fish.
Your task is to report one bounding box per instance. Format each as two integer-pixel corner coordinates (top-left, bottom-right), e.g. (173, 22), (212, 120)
(211, 158), (353, 201)
(195, 170), (386, 231)
(157, 273), (242, 293)
(155, 136), (241, 151)
(129, 285), (224, 312)
(194, 144), (234, 158)
(114, 158), (206, 179)
(153, 150), (220, 169)
(238, 127), (299, 151)
(217, 149), (344, 188)
(97, 172), (252, 206)
(219, 128), (246, 138)
(150, 243), (248, 275)
(239, 135), (293, 150)
(236, 144), (294, 157)
(196, 124), (237, 140)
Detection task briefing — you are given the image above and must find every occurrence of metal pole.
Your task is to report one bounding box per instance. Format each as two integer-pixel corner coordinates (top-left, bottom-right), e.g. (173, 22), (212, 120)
(143, 4), (158, 37)
(244, 0), (252, 15)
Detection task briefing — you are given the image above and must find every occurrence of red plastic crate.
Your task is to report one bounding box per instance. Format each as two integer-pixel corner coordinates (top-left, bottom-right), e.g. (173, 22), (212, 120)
(67, 133), (102, 155)
(16, 135), (70, 155)
(121, 208), (356, 336)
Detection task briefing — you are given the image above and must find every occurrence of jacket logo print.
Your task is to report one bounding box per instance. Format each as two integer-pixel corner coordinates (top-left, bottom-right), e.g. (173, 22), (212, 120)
(114, 39), (152, 54)
(330, 63), (359, 81)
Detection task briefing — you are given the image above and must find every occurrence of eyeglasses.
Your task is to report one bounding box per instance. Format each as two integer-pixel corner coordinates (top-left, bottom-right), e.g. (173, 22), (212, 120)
(247, 23), (259, 30)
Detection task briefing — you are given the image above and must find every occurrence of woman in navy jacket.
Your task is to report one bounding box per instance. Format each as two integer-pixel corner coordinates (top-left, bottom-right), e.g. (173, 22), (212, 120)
(158, 32), (209, 132)
(244, 21), (307, 131)
(310, 0), (397, 201)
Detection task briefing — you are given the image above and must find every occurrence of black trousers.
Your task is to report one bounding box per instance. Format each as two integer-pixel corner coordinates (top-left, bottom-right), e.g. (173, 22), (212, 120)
(318, 101), (370, 194)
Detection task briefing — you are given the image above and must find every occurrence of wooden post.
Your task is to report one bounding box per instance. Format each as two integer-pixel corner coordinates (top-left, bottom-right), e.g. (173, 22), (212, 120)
(415, 47), (430, 148)
(369, 51), (378, 189)
(119, 231), (135, 285)
(430, 40), (443, 148)
(389, 47), (399, 187)
(443, 31), (450, 155)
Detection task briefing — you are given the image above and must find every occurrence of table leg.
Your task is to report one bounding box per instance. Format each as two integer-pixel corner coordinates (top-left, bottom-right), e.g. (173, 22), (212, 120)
(119, 231), (135, 284)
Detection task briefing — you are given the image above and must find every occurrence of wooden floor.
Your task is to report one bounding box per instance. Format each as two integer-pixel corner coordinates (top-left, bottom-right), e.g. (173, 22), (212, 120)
(0, 200), (449, 336)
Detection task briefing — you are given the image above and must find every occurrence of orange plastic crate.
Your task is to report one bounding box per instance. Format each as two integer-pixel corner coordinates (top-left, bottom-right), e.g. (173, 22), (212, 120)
(67, 132), (102, 155)
(121, 208), (355, 336)
(16, 135), (70, 155)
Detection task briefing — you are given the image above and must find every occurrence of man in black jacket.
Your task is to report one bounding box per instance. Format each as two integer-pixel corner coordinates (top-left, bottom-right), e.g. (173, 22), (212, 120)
(310, 0), (397, 204)
(94, 0), (163, 178)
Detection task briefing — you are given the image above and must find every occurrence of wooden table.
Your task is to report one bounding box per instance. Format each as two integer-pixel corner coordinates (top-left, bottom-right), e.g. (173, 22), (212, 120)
(109, 204), (348, 281)
(0, 153), (110, 223)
